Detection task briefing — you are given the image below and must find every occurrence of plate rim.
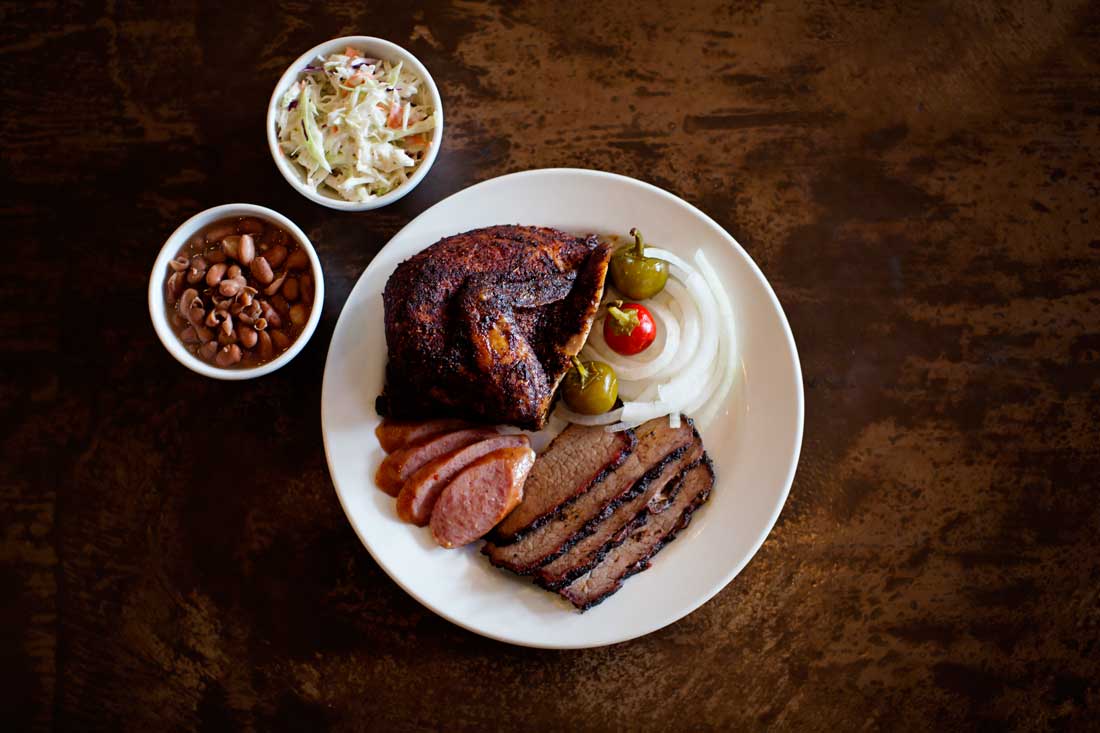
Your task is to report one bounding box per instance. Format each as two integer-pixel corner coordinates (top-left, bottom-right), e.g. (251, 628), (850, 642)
(320, 167), (804, 648)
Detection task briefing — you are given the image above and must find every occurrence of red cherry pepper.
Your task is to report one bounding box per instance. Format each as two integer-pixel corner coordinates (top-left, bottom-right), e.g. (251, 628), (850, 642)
(603, 302), (657, 355)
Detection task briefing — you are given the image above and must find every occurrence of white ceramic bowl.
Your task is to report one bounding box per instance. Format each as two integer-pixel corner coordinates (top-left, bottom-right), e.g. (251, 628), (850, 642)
(266, 36), (445, 211)
(148, 203), (324, 380)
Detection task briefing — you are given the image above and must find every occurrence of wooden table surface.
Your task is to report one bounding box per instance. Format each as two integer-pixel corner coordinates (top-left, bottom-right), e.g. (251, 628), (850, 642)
(5, 1), (1099, 730)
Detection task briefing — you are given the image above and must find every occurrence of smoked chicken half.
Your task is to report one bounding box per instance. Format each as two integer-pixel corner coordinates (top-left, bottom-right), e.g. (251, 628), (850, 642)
(379, 225), (612, 430)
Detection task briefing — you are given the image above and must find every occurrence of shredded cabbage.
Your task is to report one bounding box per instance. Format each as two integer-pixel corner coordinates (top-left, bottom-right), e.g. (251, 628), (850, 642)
(276, 47), (437, 202)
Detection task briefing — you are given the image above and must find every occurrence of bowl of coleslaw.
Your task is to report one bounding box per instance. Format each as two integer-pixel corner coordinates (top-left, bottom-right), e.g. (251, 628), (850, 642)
(267, 36), (444, 211)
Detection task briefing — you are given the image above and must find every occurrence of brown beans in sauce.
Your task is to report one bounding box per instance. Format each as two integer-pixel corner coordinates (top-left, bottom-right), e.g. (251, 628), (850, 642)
(215, 343), (243, 367)
(285, 249), (309, 271)
(269, 294), (290, 318)
(163, 216), (314, 369)
(237, 234), (256, 266)
(250, 255), (274, 285)
(289, 304), (308, 327)
(264, 228), (289, 247)
(265, 244), (288, 269)
(204, 223), (235, 243)
(270, 330), (291, 351)
(256, 330), (274, 360)
(237, 218), (265, 235)
(205, 262), (227, 286)
(238, 325), (258, 349)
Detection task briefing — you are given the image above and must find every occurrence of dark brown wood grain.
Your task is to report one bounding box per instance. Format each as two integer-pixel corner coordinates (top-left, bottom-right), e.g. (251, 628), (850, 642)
(2, 0), (1098, 730)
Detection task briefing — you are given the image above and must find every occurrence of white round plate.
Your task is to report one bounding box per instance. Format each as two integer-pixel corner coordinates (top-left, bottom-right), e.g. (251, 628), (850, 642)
(321, 168), (803, 649)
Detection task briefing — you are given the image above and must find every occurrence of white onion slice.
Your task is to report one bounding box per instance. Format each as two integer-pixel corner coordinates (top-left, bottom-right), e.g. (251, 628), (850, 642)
(616, 377), (651, 401)
(636, 382), (660, 401)
(583, 338), (616, 364)
(620, 399), (674, 424)
(694, 250), (738, 429)
(681, 336), (723, 416)
(606, 400), (675, 432)
(605, 417), (659, 432)
(638, 301), (681, 380)
(643, 246), (694, 274)
(657, 271), (719, 407)
(679, 269), (726, 416)
(606, 403), (676, 432)
(583, 303), (681, 382)
(560, 247), (738, 434)
(656, 278), (700, 380)
(553, 404), (624, 426)
(579, 345), (602, 363)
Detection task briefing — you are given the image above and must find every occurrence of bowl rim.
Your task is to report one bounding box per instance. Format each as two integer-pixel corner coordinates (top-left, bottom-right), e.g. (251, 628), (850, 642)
(265, 35), (445, 211)
(147, 203), (324, 380)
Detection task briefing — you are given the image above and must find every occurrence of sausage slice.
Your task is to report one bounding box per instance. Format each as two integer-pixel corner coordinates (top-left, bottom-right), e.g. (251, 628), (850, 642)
(375, 428), (496, 495)
(397, 434), (530, 526)
(375, 418), (473, 453)
(430, 446), (536, 549)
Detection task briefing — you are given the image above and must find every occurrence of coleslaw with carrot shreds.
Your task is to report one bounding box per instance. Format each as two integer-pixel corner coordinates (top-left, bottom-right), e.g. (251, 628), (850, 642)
(276, 47), (437, 202)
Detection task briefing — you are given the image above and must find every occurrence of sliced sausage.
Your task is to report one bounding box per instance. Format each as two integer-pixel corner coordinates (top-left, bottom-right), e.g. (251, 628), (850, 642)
(375, 418), (473, 453)
(430, 446), (536, 549)
(375, 428), (496, 495)
(397, 434), (530, 526)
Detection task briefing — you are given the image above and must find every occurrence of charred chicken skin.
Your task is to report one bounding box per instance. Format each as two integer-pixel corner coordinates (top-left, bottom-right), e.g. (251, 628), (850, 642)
(379, 225), (611, 430)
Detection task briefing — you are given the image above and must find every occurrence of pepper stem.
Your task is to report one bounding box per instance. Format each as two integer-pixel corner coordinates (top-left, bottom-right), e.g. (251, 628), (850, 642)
(570, 356), (590, 386)
(606, 304), (640, 336)
(629, 227), (645, 257)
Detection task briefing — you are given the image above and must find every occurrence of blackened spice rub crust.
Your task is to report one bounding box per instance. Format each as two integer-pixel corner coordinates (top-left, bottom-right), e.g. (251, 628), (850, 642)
(535, 432), (704, 590)
(379, 225), (611, 431)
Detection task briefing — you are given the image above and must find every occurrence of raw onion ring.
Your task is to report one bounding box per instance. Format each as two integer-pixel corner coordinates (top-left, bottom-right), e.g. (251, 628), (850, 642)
(657, 271), (719, 406)
(694, 250), (738, 429)
(585, 301), (681, 381)
(553, 405), (624, 426)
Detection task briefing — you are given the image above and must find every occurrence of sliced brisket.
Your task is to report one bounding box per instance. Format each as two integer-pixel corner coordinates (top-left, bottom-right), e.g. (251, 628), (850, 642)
(490, 423), (635, 544)
(559, 455), (715, 611)
(535, 434), (704, 589)
(483, 417), (695, 574)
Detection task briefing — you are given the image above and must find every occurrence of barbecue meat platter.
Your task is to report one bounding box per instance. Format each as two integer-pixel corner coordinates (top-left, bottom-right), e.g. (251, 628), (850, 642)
(319, 168), (804, 647)
(371, 223), (724, 610)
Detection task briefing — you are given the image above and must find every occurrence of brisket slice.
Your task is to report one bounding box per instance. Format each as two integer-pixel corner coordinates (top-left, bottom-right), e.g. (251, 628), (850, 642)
(535, 435), (704, 589)
(483, 417), (696, 574)
(559, 455), (715, 611)
(490, 423), (635, 544)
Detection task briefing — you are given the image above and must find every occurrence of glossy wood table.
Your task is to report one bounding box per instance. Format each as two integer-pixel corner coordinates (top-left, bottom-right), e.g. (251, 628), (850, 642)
(5, 1), (1098, 729)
